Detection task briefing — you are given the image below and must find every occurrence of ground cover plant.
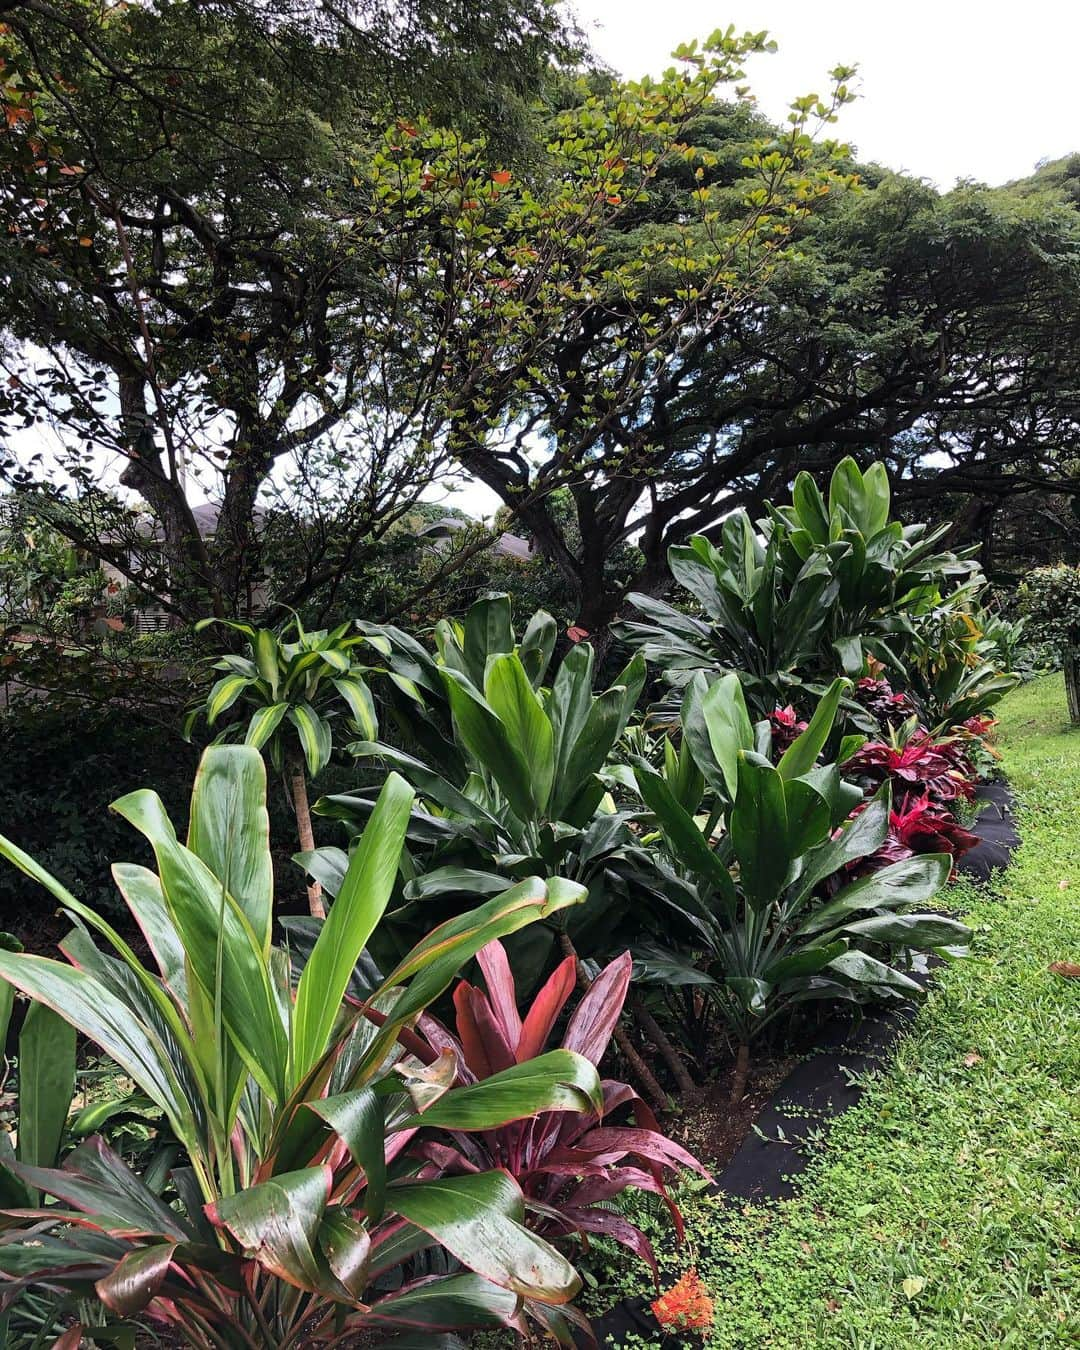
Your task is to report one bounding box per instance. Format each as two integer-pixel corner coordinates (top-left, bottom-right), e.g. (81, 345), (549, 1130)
(576, 675), (1079, 1347)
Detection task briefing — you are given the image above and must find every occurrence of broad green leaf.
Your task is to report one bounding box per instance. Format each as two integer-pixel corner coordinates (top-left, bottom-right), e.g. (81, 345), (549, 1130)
(442, 670), (533, 820)
(702, 672), (755, 798)
(400, 1050), (602, 1130)
(799, 853), (951, 935)
(97, 1241), (179, 1317)
(306, 1089), (387, 1222)
(518, 609), (557, 688)
(317, 1207), (371, 1300)
(253, 627), (281, 697)
(0, 954), (196, 1148)
(389, 1171), (579, 1303)
(777, 677), (848, 780)
(791, 470), (831, 544)
(111, 784), (288, 1103)
(367, 1271), (518, 1333)
(288, 703), (333, 777)
(462, 594), (514, 686)
(635, 768), (736, 911)
(17, 1000), (75, 1177)
(245, 702), (289, 751)
(827, 949), (923, 994)
(293, 773), (413, 1081)
(839, 913), (972, 947)
(205, 674), (251, 726)
(187, 745), (273, 953)
(209, 1166), (330, 1292)
(484, 653), (553, 814)
(333, 677), (378, 740)
(730, 754), (790, 909)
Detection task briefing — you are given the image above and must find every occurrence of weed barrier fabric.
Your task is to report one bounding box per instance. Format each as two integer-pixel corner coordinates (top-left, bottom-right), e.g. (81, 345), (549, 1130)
(578, 781), (1020, 1348)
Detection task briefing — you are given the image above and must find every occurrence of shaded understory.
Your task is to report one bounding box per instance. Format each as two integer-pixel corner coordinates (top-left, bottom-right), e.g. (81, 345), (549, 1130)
(585, 674), (1079, 1347)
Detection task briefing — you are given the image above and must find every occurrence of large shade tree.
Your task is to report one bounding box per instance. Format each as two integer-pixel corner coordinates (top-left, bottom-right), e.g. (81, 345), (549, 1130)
(0, 0), (584, 620)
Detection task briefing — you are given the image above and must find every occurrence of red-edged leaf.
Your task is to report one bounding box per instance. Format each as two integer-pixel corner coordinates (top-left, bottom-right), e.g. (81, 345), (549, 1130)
(559, 1205), (659, 1280)
(475, 941), (523, 1047)
(453, 984), (514, 1078)
(96, 1241), (178, 1315)
(518, 955), (576, 1062)
(547, 1126), (709, 1177)
(49, 1329), (85, 1350)
(562, 951), (632, 1065)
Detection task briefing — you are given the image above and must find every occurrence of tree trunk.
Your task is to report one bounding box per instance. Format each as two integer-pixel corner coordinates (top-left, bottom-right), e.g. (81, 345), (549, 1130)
(628, 989), (698, 1100)
(1066, 646), (1080, 725)
(288, 748), (325, 919)
(730, 1041), (750, 1104)
(557, 932), (668, 1113)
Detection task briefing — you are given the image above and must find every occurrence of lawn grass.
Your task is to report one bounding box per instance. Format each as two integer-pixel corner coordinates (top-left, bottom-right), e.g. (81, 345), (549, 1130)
(600, 675), (1080, 1348)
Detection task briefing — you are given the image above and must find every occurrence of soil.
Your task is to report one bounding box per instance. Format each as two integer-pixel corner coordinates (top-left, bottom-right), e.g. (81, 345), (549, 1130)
(664, 1051), (798, 1171)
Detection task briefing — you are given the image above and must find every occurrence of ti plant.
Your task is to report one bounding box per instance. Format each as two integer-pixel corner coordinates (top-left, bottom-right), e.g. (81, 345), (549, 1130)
(631, 675), (970, 1100)
(411, 941), (709, 1342)
(187, 616), (389, 916)
(0, 746), (612, 1348)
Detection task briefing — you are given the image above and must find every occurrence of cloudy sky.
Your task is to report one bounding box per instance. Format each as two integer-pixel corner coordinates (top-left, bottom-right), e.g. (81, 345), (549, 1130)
(573, 0), (1078, 188)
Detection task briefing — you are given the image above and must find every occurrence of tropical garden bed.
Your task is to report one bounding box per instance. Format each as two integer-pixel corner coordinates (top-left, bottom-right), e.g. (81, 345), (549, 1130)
(575, 675), (1078, 1348)
(0, 462), (1049, 1348)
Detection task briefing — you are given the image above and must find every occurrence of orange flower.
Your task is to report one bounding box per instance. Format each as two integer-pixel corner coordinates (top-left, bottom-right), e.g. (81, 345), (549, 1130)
(652, 1268), (714, 1332)
(491, 169), (512, 185)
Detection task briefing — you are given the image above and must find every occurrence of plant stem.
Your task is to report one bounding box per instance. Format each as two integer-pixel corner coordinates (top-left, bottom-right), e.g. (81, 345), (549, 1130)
(730, 1040), (750, 1104)
(628, 988), (698, 1100)
(558, 931), (669, 1113)
(288, 747), (325, 918)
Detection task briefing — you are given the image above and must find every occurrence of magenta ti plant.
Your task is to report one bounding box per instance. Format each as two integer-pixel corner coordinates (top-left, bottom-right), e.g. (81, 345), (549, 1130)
(410, 941), (710, 1343)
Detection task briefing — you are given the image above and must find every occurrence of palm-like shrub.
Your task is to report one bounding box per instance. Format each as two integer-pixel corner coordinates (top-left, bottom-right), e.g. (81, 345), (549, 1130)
(188, 616), (387, 914)
(615, 458), (980, 716)
(629, 675), (969, 1097)
(0, 747), (608, 1347)
(314, 596), (645, 989)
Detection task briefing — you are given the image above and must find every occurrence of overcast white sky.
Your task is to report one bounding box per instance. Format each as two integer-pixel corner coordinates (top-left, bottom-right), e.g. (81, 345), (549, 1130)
(573, 0), (1079, 189)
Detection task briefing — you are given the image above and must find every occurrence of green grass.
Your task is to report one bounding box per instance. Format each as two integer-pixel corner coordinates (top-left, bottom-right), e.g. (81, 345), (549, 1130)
(596, 675), (1080, 1348)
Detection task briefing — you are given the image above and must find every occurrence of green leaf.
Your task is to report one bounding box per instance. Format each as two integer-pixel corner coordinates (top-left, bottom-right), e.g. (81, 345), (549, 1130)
(799, 854), (952, 935)
(304, 1088), (388, 1223)
(840, 913), (972, 948)
(368, 1271), (518, 1333)
(701, 672), (755, 798)
(518, 609), (557, 688)
(0, 954), (196, 1148)
(827, 949), (923, 994)
(97, 1241), (179, 1317)
(777, 677), (849, 780)
(389, 1171), (579, 1303)
(17, 1000), (75, 1177)
(400, 1050), (602, 1130)
(288, 703), (333, 777)
(205, 674), (252, 726)
(635, 768), (736, 911)
(111, 781), (288, 1104)
(334, 677), (378, 740)
(730, 754), (790, 908)
(463, 594), (514, 686)
(442, 670), (533, 820)
(186, 745), (273, 954)
(484, 653), (553, 814)
(293, 772), (413, 1081)
(245, 702), (289, 751)
(253, 627), (281, 697)
(209, 1166), (330, 1292)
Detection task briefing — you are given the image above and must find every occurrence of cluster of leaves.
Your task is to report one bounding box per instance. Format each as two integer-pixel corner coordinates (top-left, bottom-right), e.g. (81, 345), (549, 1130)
(0, 747), (653, 1347)
(614, 457), (999, 720)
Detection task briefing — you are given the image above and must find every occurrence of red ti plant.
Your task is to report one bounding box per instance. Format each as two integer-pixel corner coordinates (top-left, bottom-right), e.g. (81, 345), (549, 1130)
(842, 733), (975, 805)
(767, 704), (808, 755)
(872, 793), (980, 870)
(416, 943), (710, 1294)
